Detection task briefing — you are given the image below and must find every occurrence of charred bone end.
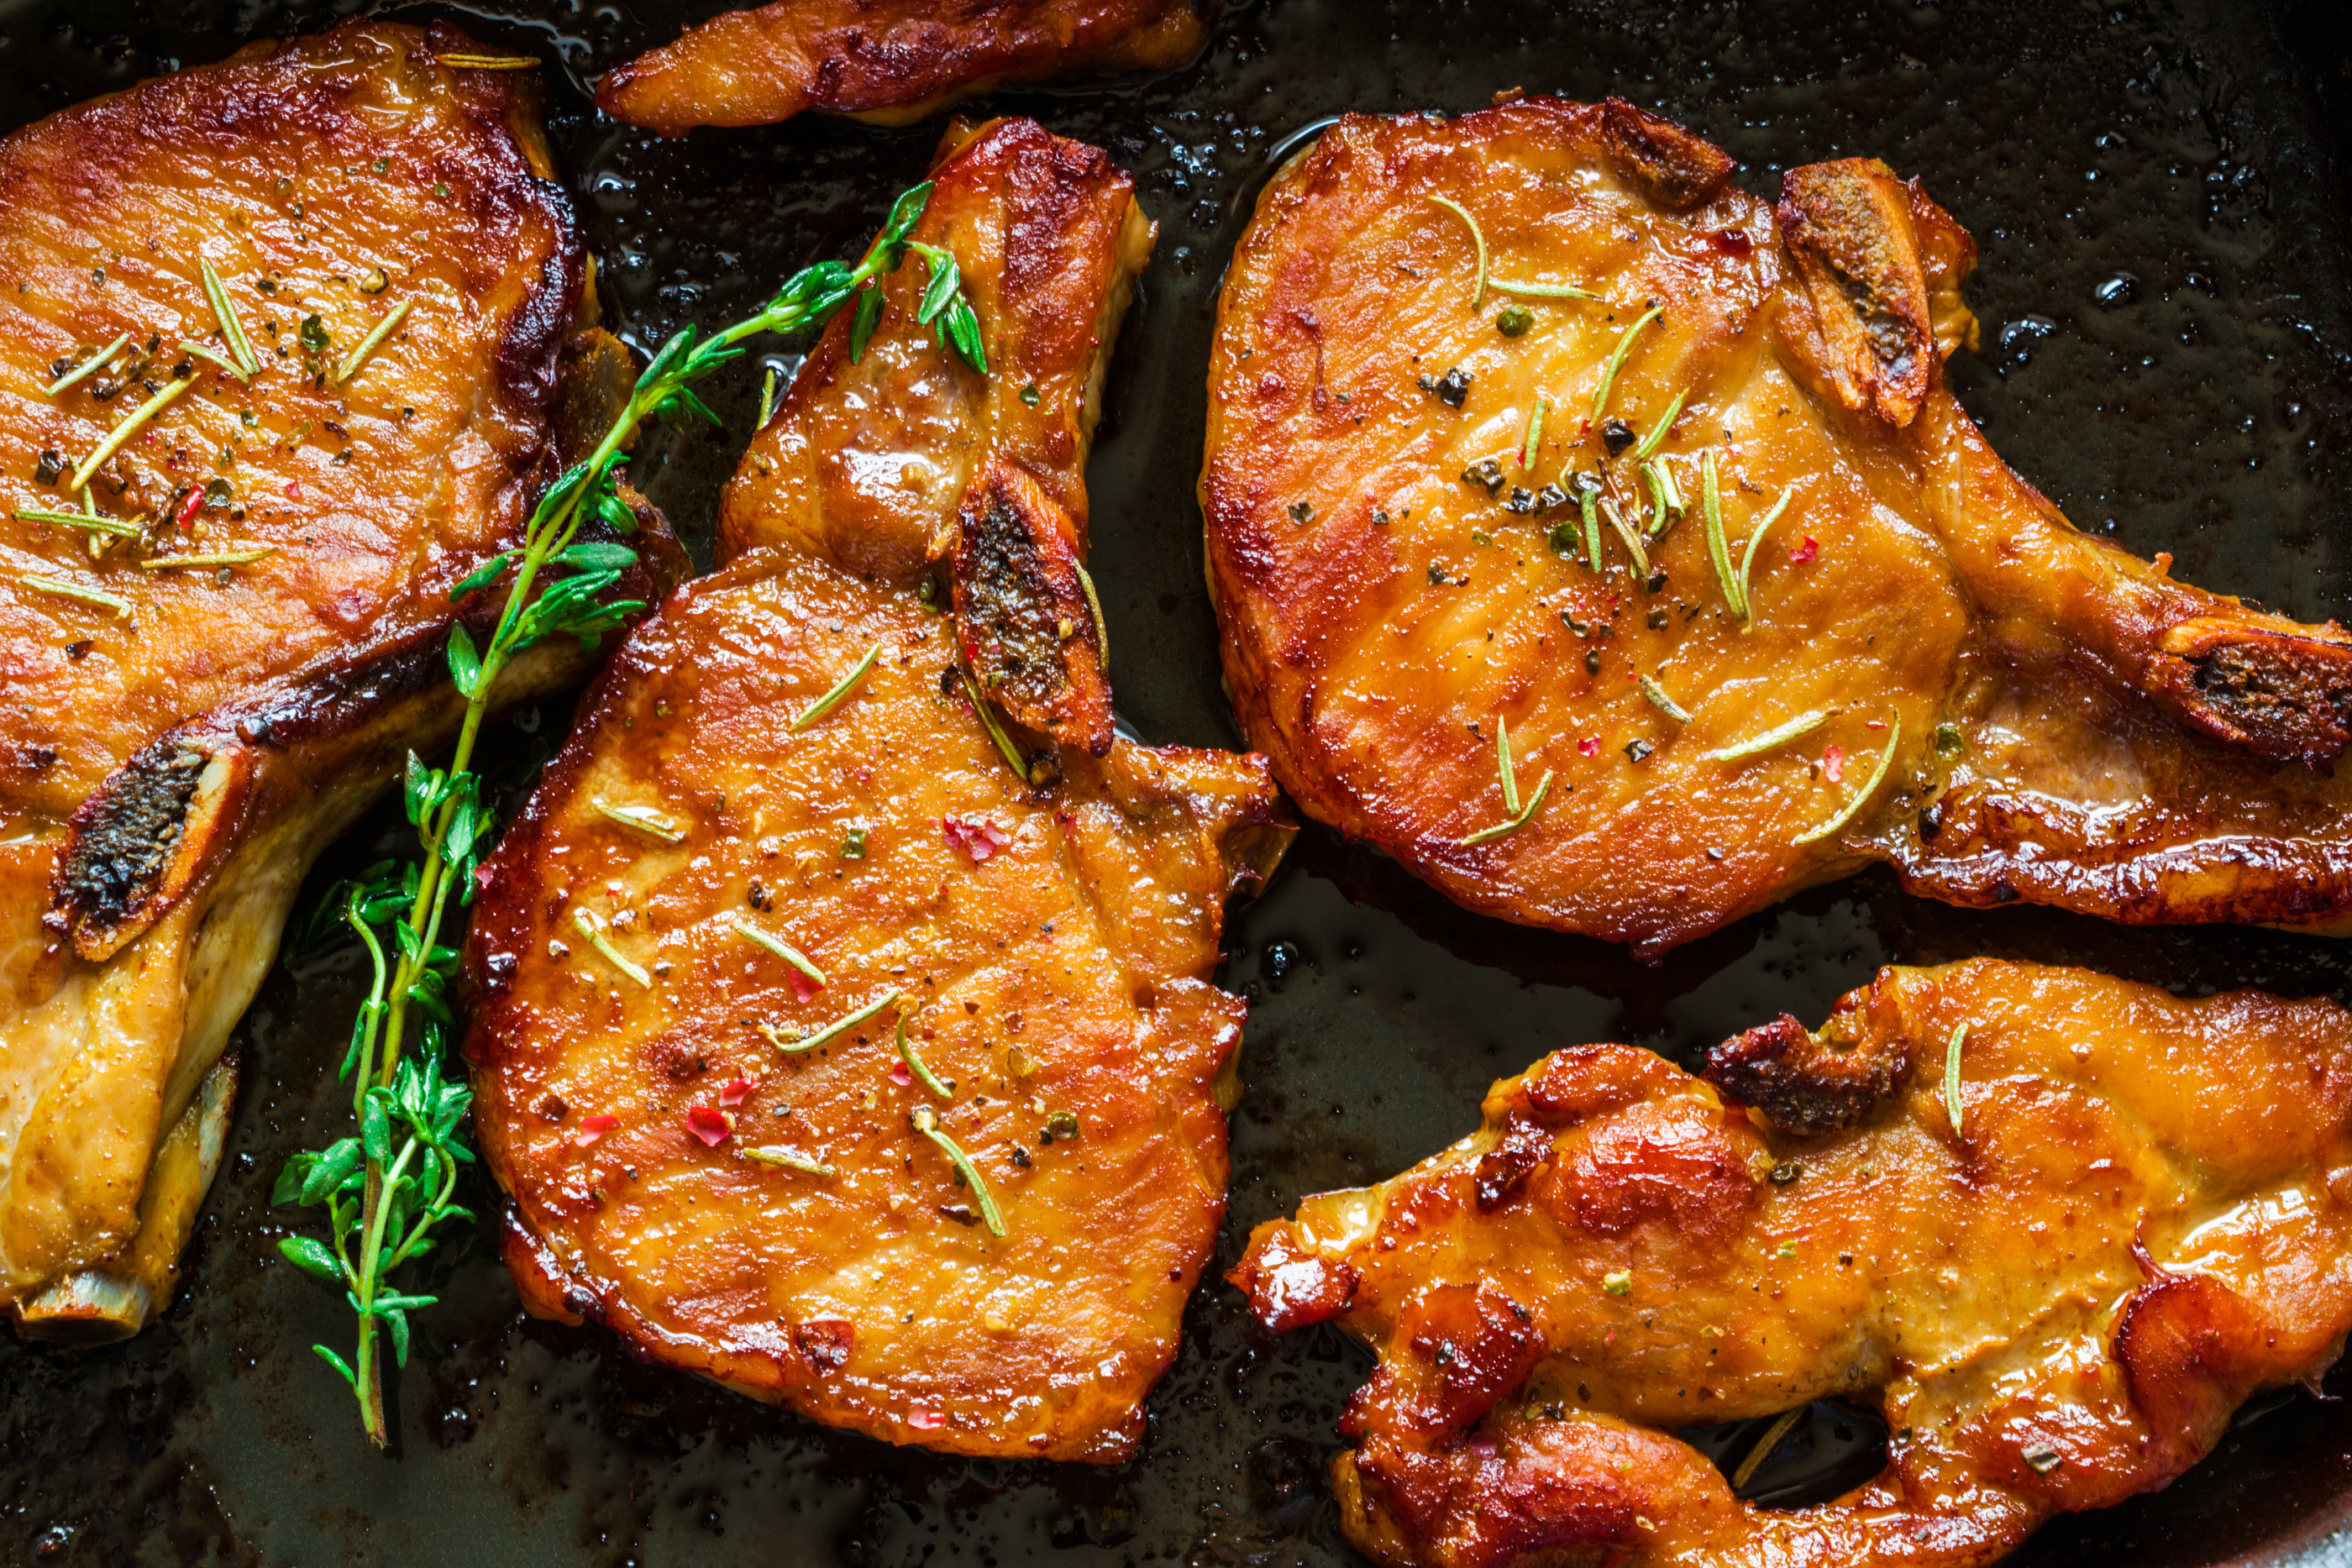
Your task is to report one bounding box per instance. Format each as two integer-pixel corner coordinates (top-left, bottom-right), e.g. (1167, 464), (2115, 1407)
(951, 463), (1115, 759)
(1704, 1013), (1909, 1136)
(2158, 616), (2352, 767)
(1777, 158), (1937, 429)
(52, 742), (242, 962)
(1599, 97), (1737, 212)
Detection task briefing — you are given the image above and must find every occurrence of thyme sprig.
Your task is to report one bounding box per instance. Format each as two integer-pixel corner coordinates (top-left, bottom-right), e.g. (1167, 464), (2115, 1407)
(45, 333), (129, 398)
(1460, 716), (1553, 846)
(274, 176), (958, 1447)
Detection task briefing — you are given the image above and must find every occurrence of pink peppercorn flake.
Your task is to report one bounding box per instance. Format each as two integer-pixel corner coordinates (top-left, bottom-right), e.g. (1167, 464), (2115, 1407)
(942, 815), (1011, 863)
(787, 969), (822, 1003)
(1788, 536), (1819, 564)
(1824, 745), (1847, 784)
(906, 1407), (946, 1430)
(687, 1105), (731, 1147)
(719, 1077), (756, 1107)
(284, 480), (302, 499)
(572, 1113), (619, 1148)
(1578, 736), (1602, 758)
(888, 1062), (913, 1088)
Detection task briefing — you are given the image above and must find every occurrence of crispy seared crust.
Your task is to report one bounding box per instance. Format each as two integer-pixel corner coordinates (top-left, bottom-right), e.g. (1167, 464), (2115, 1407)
(1232, 960), (2352, 1568)
(597, 0), (1216, 138)
(718, 116), (1152, 583)
(468, 117), (1294, 1460)
(0, 24), (685, 1317)
(1201, 97), (2352, 955)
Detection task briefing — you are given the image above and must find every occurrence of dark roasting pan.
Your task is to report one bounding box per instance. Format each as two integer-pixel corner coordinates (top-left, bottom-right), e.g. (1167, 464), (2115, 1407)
(8, 0), (2352, 1562)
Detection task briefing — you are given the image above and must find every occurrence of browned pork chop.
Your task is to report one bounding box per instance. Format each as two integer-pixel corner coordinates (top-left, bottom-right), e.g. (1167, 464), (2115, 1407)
(0, 20), (682, 1339)
(1236, 960), (2352, 1568)
(1203, 97), (2352, 955)
(466, 118), (1292, 1461)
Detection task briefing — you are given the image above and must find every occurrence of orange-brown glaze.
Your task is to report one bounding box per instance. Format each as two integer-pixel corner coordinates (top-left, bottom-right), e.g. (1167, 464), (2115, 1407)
(598, 0), (1215, 138)
(0, 25), (681, 1324)
(1203, 97), (2352, 956)
(467, 117), (1293, 1460)
(1233, 960), (2352, 1568)
(718, 115), (1152, 585)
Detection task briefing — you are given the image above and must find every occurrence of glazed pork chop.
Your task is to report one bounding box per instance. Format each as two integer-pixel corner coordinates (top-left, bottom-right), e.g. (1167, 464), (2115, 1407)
(466, 118), (1291, 1461)
(0, 22), (680, 1340)
(598, 0), (1216, 138)
(1234, 960), (2352, 1568)
(1203, 97), (2352, 956)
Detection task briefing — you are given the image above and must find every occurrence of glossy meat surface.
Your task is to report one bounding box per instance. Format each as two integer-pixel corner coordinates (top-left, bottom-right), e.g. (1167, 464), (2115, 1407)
(468, 118), (1293, 1460)
(1202, 97), (2352, 955)
(1234, 960), (2352, 1568)
(0, 24), (679, 1326)
(598, 0), (1215, 137)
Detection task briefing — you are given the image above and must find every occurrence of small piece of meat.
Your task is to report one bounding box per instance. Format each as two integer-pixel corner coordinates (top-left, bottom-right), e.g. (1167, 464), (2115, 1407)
(1703, 1011), (1909, 1135)
(1233, 959), (2352, 1568)
(1204, 95), (2352, 956)
(598, 0), (1217, 138)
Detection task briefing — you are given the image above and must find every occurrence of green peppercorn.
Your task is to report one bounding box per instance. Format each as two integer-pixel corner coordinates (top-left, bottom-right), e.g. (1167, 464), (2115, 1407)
(1495, 303), (1534, 338)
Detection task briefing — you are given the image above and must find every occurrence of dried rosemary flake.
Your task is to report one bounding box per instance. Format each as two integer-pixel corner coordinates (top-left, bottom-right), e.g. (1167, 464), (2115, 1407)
(1489, 275), (1599, 302)
(732, 916), (825, 984)
(1601, 496), (1649, 577)
(570, 909), (650, 988)
(1631, 388), (1690, 464)
(592, 799), (688, 842)
(790, 640), (884, 732)
(197, 256), (259, 376)
(1424, 193), (1489, 312)
(136, 547), (277, 571)
(45, 332), (131, 398)
(1638, 674), (1689, 723)
(432, 54), (541, 69)
(18, 574), (129, 616)
(896, 1015), (955, 1101)
(1520, 396), (1549, 470)
(764, 989), (901, 1056)
(1792, 714), (1903, 846)
(71, 375), (197, 492)
(1704, 707), (1840, 763)
(13, 506), (138, 538)
(1730, 1407), (1806, 1491)
(333, 297), (412, 385)
(1589, 304), (1664, 420)
(911, 1105), (1005, 1237)
(740, 1146), (834, 1177)
(176, 340), (249, 383)
(1945, 1022), (1968, 1137)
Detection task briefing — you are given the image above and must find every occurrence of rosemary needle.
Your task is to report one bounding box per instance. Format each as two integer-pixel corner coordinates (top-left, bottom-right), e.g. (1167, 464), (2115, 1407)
(961, 668), (1030, 780)
(592, 799), (687, 842)
(790, 640), (882, 732)
(1497, 717), (1521, 816)
(740, 1146), (835, 1177)
(1489, 275), (1598, 302)
(756, 367), (778, 430)
(18, 574), (129, 616)
(1425, 193), (1489, 312)
(1643, 456), (1684, 538)
(1600, 496), (1648, 578)
(334, 297), (412, 385)
(1460, 772), (1551, 847)
(13, 506), (138, 537)
(176, 340), (249, 383)
(570, 909), (649, 988)
(1589, 304), (1664, 420)
(1702, 450), (1739, 615)
(896, 1015), (955, 1101)
(1461, 719), (1553, 846)
(71, 375), (197, 491)
(1734, 490), (1796, 621)
(1731, 1408), (1807, 1492)
(1631, 388), (1690, 464)
(1074, 559), (1109, 665)
(1638, 674), (1689, 723)
(733, 917), (825, 985)
(1704, 707), (1840, 763)
(137, 548), (277, 571)
(911, 1105), (1005, 1237)
(763, 989), (900, 1055)
(432, 53), (540, 68)
(198, 256), (259, 377)
(43, 332), (130, 398)
(1792, 715), (1903, 845)
(1945, 1022), (1968, 1137)
(1520, 396), (1549, 470)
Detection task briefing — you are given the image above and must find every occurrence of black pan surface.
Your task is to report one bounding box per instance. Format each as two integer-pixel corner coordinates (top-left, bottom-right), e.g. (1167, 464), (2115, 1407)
(7, 0), (2352, 1562)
